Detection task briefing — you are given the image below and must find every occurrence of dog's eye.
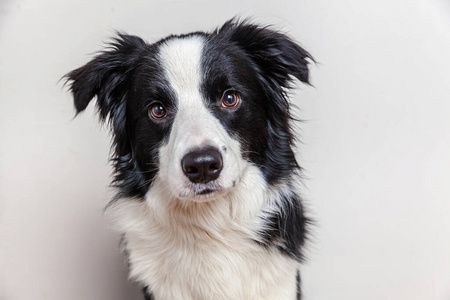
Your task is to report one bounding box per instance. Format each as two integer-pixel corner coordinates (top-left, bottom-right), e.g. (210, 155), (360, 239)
(221, 90), (241, 108)
(149, 104), (167, 119)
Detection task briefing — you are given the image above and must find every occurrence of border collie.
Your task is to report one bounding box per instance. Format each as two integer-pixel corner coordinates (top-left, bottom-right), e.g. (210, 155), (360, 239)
(65, 18), (313, 300)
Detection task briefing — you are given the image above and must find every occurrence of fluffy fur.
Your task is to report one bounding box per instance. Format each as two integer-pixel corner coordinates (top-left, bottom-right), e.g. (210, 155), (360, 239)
(65, 18), (313, 300)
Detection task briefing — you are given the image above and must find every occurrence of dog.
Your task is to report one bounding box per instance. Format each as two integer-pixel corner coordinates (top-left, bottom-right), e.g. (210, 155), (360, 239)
(65, 18), (313, 300)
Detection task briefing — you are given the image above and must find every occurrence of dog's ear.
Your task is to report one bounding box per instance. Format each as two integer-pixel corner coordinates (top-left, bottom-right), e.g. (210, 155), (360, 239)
(64, 33), (146, 120)
(64, 34), (148, 198)
(218, 19), (313, 89)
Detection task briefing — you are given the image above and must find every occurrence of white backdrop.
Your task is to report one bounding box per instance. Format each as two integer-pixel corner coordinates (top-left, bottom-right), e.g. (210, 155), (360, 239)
(1, 0), (450, 299)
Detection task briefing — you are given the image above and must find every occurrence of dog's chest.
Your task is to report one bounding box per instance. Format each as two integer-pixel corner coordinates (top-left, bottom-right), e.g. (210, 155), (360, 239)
(123, 207), (298, 300)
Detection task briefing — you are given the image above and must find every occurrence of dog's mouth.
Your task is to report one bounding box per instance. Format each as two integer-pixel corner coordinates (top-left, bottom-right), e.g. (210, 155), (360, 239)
(197, 188), (215, 195)
(177, 182), (229, 202)
(192, 185), (225, 198)
(191, 189), (228, 202)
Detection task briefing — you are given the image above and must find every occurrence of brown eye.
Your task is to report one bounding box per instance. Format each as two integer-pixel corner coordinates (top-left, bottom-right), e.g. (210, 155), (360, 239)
(221, 90), (241, 108)
(149, 104), (167, 119)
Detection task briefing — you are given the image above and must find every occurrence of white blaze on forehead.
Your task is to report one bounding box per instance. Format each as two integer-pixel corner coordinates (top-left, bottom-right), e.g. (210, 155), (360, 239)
(159, 35), (214, 150)
(159, 35), (205, 110)
(159, 36), (212, 148)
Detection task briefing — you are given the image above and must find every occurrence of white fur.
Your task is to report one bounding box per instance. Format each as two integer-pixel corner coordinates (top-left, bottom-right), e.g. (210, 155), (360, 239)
(106, 36), (300, 299)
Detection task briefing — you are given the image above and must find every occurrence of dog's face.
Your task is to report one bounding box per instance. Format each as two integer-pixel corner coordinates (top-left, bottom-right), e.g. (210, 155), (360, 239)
(65, 19), (312, 201)
(135, 36), (256, 201)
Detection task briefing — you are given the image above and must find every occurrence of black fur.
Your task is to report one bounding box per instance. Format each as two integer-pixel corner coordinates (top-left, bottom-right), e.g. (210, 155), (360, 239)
(143, 287), (155, 300)
(296, 271), (302, 300)
(205, 19), (312, 185)
(64, 18), (312, 300)
(259, 192), (309, 260)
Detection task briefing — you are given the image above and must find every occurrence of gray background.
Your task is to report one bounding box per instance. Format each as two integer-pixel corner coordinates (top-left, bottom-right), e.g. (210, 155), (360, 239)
(1, 0), (450, 299)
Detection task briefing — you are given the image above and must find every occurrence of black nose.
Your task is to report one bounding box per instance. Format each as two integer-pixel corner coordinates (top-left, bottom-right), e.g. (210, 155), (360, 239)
(181, 147), (223, 183)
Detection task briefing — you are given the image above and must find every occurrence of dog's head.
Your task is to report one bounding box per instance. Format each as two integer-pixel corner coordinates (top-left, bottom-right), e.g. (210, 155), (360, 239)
(65, 19), (312, 202)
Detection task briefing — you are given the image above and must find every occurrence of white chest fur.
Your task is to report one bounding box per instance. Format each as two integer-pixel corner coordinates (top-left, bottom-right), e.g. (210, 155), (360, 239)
(107, 167), (299, 300)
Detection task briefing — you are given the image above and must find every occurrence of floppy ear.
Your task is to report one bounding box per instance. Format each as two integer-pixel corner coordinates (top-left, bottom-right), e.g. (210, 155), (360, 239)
(64, 33), (146, 150)
(64, 34), (148, 198)
(64, 33), (146, 117)
(218, 19), (313, 184)
(219, 19), (313, 89)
